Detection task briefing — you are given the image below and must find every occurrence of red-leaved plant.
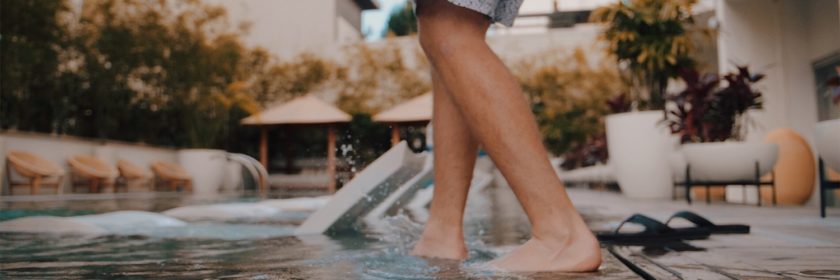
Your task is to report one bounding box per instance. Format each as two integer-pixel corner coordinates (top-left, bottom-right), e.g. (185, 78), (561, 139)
(662, 66), (765, 143)
(560, 133), (609, 171)
(606, 92), (632, 114)
(559, 93), (629, 171)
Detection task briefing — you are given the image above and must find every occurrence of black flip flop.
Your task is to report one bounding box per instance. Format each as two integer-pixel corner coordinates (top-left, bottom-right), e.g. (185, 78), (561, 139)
(597, 213), (711, 245)
(666, 211), (750, 234)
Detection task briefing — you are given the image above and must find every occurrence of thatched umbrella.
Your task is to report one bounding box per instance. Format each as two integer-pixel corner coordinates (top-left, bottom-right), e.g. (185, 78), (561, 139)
(373, 93), (433, 146)
(241, 95), (351, 193)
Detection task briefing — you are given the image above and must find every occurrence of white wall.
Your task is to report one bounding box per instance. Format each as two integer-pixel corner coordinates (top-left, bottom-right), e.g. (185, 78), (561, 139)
(488, 24), (605, 63)
(809, 1), (840, 59)
(717, 0), (786, 137)
(718, 0), (840, 141)
(207, 0), (364, 59)
(337, 17), (362, 45)
(717, 0), (840, 204)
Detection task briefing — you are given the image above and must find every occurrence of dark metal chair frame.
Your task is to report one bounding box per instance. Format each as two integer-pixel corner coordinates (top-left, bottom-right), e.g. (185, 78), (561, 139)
(673, 161), (777, 206)
(819, 158), (840, 218)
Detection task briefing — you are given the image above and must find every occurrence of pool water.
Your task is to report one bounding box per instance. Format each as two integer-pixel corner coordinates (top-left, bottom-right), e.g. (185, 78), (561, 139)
(1, 193), (262, 222)
(0, 186), (625, 279)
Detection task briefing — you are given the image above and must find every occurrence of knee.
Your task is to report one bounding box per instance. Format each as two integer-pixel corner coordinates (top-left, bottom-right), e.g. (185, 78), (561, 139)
(417, 19), (484, 64)
(415, 0), (489, 61)
(418, 27), (458, 62)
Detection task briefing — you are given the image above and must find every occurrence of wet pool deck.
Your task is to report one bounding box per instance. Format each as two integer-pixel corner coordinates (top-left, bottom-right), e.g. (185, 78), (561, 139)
(568, 188), (840, 279)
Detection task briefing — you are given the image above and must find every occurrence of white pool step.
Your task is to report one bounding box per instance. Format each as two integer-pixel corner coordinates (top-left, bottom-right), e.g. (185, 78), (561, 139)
(296, 141), (427, 235)
(364, 154), (434, 223)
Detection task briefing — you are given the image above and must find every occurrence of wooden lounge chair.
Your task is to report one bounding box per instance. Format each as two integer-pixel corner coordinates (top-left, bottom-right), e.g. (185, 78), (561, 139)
(67, 155), (117, 193)
(150, 161), (192, 192)
(6, 150), (65, 195)
(116, 159), (153, 191)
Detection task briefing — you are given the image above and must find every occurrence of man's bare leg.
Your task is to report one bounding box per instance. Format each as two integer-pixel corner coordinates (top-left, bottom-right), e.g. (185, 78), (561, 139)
(411, 68), (479, 260)
(414, 0), (601, 272)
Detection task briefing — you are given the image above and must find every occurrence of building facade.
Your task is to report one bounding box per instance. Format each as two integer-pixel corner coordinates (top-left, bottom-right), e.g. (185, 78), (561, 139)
(208, 0), (377, 59)
(716, 0), (840, 142)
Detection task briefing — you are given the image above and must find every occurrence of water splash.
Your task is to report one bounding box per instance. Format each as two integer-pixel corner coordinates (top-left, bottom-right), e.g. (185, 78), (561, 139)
(373, 214), (424, 251)
(338, 143), (360, 185)
(340, 143), (354, 157)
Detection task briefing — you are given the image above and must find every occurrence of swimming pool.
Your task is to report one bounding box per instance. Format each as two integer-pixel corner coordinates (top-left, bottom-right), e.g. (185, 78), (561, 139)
(0, 186), (629, 279)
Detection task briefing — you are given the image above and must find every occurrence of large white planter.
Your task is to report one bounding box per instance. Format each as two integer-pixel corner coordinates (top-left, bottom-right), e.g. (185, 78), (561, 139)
(606, 111), (674, 199)
(681, 142), (778, 182)
(178, 149), (228, 195)
(816, 119), (840, 171)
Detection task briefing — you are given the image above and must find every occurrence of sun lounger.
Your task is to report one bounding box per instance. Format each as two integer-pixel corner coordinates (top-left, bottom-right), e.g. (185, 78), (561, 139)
(5, 150), (65, 195)
(68, 155), (118, 193)
(150, 161), (192, 192)
(117, 159), (153, 191)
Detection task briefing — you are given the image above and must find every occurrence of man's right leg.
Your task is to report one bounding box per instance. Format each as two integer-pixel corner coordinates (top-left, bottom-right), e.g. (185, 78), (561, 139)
(414, 0), (601, 271)
(410, 68), (479, 260)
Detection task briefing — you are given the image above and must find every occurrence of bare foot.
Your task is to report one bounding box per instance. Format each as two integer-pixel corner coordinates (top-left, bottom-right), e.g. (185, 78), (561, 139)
(486, 214), (602, 272)
(411, 222), (468, 260)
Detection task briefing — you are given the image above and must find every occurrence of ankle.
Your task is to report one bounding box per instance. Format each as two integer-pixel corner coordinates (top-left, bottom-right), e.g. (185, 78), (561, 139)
(419, 218), (464, 240)
(530, 212), (591, 246)
(420, 226), (465, 244)
(413, 222), (468, 260)
(424, 215), (463, 232)
(531, 227), (573, 248)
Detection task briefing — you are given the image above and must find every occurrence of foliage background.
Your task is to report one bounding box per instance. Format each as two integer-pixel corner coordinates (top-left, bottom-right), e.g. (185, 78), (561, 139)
(514, 48), (627, 155)
(590, 0), (700, 110)
(2, 0), (621, 170)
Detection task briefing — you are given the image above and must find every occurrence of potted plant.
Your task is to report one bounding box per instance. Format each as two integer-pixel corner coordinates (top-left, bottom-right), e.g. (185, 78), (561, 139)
(178, 149), (230, 196)
(592, 0), (702, 198)
(605, 97), (675, 198)
(591, 0), (699, 110)
(559, 93), (630, 171)
(662, 66), (778, 185)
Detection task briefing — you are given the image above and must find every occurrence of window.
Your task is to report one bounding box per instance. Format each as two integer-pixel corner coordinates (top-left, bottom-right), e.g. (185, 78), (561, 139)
(814, 51), (840, 121)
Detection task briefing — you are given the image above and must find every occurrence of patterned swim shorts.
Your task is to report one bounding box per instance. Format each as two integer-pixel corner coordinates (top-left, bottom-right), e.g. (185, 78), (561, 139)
(446, 0), (523, 27)
(414, 0), (524, 27)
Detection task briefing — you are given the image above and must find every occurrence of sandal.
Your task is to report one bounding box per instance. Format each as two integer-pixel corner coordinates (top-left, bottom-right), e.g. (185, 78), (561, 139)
(597, 213), (711, 245)
(665, 211), (750, 234)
